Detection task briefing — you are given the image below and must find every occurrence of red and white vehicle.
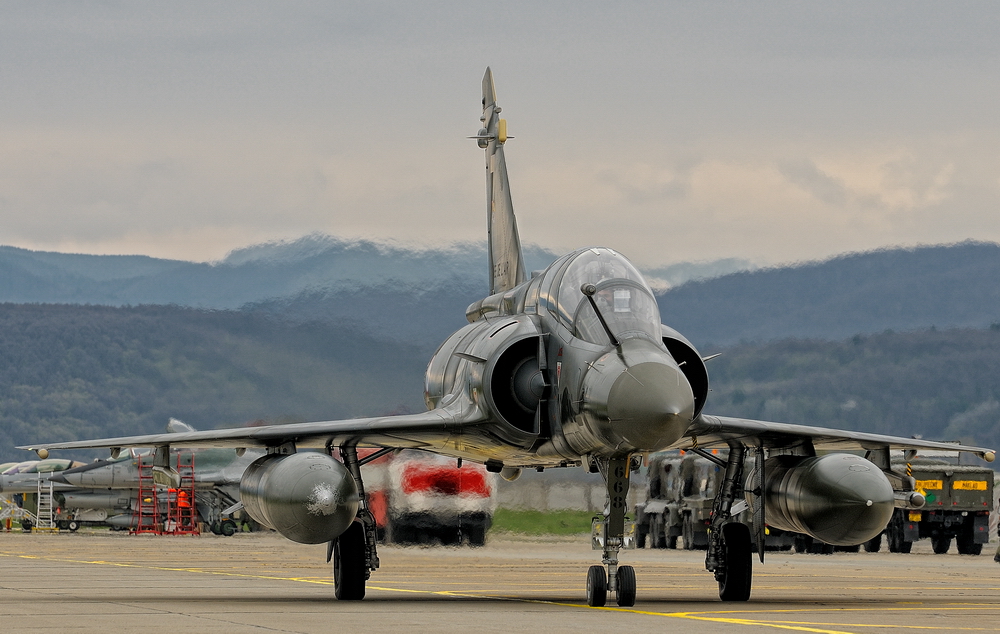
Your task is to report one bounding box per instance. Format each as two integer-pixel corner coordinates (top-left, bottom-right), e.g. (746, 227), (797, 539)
(360, 449), (497, 546)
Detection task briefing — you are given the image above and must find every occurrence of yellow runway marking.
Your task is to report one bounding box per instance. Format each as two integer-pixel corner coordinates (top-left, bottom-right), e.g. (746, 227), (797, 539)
(3, 549), (998, 633)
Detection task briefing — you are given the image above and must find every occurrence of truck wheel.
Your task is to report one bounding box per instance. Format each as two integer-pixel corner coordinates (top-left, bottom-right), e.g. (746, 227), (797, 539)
(957, 533), (982, 555)
(467, 523), (487, 547)
(793, 534), (809, 553)
(636, 522), (647, 549)
(652, 516), (668, 548)
(931, 535), (951, 554)
(682, 515), (695, 550)
(863, 533), (882, 553)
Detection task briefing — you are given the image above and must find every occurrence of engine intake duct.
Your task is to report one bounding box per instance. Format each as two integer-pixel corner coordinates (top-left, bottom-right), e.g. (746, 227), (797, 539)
(754, 453), (894, 546)
(240, 453), (360, 545)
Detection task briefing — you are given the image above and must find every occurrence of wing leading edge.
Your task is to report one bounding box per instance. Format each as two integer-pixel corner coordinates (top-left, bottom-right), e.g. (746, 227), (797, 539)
(684, 414), (995, 461)
(18, 399), (488, 454)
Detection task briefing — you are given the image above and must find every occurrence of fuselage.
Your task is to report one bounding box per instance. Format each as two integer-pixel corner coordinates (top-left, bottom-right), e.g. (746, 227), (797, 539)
(424, 247), (708, 467)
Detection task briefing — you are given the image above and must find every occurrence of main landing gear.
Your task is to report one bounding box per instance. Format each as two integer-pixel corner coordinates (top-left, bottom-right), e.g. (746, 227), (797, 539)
(704, 442), (754, 602)
(330, 444), (383, 601)
(587, 455), (638, 607)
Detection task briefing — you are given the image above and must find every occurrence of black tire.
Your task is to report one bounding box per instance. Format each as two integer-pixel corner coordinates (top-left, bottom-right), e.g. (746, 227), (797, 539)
(220, 519), (237, 537)
(682, 514), (697, 550)
(615, 565), (636, 607)
(666, 535), (678, 549)
(956, 533), (983, 555)
(467, 523), (487, 547)
(636, 522), (648, 549)
(21, 520), (32, 532)
(586, 565), (607, 607)
(67, 520), (79, 532)
(210, 521), (221, 535)
(718, 522), (752, 602)
(653, 516), (668, 549)
(931, 535), (951, 554)
(333, 522), (367, 601)
(837, 544), (861, 553)
(793, 535), (809, 554)
(863, 533), (882, 553)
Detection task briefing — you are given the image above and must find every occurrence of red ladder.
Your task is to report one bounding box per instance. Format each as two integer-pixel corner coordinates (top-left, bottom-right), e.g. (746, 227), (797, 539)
(165, 452), (199, 535)
(131, 457), (160, 534)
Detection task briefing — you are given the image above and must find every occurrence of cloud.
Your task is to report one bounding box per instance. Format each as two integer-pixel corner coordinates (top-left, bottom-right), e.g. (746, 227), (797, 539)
(0, 2), (999, 265)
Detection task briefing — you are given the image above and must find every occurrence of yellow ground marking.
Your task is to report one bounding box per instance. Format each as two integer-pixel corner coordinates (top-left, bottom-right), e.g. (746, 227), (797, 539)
(3, 549), (999, 633)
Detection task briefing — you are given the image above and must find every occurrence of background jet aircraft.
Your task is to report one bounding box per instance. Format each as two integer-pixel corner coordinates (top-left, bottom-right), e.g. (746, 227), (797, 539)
(23, 68), (995, 607)
(4, 420), (258, 533)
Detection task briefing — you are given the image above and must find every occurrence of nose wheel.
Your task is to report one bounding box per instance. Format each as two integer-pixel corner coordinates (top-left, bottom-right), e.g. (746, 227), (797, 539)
(586, 564), (636, 607)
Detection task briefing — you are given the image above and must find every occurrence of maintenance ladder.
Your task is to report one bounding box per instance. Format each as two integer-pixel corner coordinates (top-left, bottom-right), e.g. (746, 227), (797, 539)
(131, 458), (160, 534)
(33, 477), (57, 532)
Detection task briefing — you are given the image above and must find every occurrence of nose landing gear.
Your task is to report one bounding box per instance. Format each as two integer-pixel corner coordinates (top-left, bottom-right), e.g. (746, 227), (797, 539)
(586, 455), (638, 607)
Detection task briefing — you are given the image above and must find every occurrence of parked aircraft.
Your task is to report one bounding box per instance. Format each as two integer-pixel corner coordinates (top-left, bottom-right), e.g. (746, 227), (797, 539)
(4, 420), (258, 533)
(23, 69), (994, 606)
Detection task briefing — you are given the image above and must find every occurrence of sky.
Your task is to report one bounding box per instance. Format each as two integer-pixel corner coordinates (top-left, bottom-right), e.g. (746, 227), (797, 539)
(1, 2), (998, 268)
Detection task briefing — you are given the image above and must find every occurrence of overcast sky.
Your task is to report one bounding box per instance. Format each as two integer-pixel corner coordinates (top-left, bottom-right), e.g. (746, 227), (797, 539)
(1, 2), (998, 267)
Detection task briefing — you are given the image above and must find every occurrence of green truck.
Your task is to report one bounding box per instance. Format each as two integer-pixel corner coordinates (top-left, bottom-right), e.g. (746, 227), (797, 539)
(882, 459), (993, 555)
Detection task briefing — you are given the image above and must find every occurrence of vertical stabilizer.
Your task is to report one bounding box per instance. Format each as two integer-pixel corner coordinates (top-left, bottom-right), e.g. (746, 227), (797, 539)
(478, 67), (526, 295)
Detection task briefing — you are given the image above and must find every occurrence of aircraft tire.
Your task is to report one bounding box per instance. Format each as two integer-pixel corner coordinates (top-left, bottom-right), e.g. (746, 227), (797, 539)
(931, 535), (951, 554)
(67, 520), (80, 532)
(220, 519), (237, 537)
(718, 522), (752, 602)
(333, 521), (367, 601)
(615, 565), (636, 607)
(586, 565), (607, 607)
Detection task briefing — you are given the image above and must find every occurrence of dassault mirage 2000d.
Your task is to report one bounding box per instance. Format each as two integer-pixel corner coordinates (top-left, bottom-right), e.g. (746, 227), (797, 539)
(23, 68), (995, 606)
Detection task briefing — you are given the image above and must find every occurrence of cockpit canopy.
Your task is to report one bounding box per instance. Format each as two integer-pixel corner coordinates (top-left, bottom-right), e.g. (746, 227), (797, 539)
(539, 247), (662, 345)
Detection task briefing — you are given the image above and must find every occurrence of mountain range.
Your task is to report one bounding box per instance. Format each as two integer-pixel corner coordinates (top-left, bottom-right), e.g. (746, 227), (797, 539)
(2, 236), (998, 348)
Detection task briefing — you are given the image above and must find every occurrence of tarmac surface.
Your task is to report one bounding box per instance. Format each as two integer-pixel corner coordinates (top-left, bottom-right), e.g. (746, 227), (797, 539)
(1, 530), (999, 633)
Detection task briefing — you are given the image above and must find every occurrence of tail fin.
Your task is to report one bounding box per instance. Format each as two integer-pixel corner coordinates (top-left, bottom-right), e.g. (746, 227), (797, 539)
(478, 67), (526, 295)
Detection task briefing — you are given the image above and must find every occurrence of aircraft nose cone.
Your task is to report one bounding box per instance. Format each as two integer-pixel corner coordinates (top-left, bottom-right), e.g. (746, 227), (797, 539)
(584, 338), (696, 452)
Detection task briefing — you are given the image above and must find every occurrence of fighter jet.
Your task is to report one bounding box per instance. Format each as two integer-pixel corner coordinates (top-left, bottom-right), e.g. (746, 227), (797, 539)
(4, 420), (259, 533)
(22, 68), (995, 606)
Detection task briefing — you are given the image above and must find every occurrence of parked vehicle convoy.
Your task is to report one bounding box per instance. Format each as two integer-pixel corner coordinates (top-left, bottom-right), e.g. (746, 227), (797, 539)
(635, 451), (854, 554)
(880, 458), (993, 555)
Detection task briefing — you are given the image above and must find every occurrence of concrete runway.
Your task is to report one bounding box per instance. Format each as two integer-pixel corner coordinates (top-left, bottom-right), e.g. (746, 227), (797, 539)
(1, 530), (999, 633)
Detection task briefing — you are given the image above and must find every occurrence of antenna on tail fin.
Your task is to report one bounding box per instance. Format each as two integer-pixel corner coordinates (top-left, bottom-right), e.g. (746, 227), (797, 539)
(475, 67), (525, 295)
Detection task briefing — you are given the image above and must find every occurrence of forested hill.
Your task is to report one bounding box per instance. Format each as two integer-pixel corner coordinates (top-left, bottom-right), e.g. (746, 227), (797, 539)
(0, 304), (429, 462)
(1, 302), (998, 462)
(658, 241), (1000, 347)
(702, 326), (1000, 452)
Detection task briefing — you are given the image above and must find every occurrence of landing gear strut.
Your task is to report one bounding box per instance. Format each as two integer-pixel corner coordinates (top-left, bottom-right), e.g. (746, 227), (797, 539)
(587, 455), (637, 607)
(705, 442), (753, 601)
(331, 444), (382, 601)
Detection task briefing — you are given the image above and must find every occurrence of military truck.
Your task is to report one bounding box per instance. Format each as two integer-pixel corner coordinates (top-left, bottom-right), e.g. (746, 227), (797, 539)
(635, 451), (798, 551)
(881, 459), (993, 555)
(636, 451), (854, 553)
